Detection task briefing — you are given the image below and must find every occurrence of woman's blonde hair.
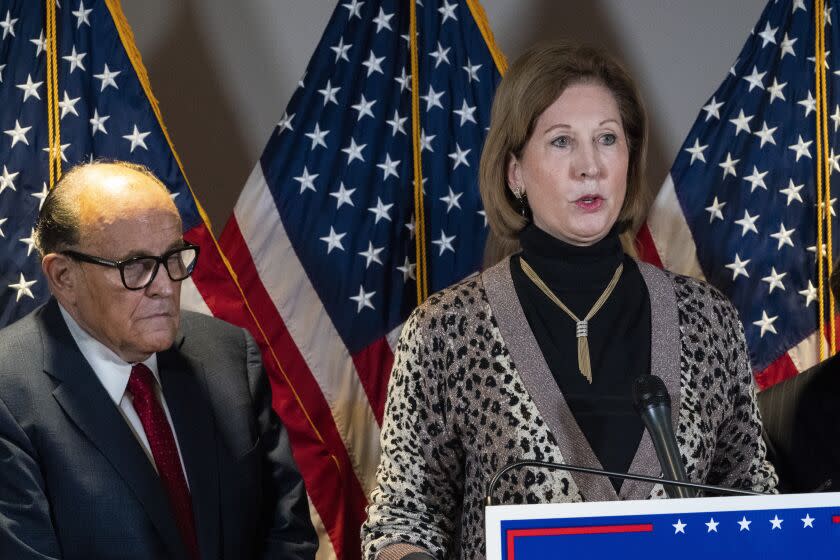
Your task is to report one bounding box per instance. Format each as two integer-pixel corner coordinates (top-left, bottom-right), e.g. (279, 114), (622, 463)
(479, 41), (649, 263)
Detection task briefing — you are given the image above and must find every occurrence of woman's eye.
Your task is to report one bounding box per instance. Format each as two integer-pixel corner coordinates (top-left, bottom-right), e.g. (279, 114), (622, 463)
(600, 133), (617, 146)
(551, 136), (570, 147)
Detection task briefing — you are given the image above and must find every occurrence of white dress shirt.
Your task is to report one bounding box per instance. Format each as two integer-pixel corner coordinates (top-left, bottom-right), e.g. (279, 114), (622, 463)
(58, 304), (190, 484)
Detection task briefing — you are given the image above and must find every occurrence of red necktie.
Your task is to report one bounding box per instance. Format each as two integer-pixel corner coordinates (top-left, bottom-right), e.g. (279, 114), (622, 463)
(127, 363), (200, 560)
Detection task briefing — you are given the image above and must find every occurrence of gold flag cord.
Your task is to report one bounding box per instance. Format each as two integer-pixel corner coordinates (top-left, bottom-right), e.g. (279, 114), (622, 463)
(45, 0), (62, 187)
(409, 0), (428, 305)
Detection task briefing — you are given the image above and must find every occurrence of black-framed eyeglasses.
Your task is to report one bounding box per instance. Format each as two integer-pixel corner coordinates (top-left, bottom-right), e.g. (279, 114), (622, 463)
(61, 244), (200, 290)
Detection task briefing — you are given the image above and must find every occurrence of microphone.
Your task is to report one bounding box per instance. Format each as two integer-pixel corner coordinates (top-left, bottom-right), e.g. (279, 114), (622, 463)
(632, 374), (696, 499)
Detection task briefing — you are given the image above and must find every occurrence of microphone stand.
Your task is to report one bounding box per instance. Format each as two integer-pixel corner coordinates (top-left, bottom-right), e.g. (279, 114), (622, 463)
(485, 459), (763, 506)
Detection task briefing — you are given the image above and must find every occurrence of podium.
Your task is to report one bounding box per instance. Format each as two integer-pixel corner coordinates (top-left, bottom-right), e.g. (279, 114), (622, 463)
(486, 492), (840, 559)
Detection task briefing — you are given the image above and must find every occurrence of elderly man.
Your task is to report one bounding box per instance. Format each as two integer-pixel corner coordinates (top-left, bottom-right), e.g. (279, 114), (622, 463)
(0, 162), (317, 559)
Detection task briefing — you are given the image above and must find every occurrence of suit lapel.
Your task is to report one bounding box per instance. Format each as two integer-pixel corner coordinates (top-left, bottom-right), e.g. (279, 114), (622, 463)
(39, 300), (188, 559)
(159, 341), (221, 560)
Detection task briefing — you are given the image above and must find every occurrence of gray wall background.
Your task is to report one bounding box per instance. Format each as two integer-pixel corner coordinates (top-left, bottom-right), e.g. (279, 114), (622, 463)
(120, 0), (768, 233)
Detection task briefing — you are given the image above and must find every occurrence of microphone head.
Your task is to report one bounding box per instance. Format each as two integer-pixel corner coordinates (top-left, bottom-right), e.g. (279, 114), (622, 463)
(632, 374), (671, 412)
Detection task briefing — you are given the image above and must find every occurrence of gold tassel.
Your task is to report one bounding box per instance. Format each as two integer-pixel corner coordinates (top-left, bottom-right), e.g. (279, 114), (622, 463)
(576, 320), (592, 383)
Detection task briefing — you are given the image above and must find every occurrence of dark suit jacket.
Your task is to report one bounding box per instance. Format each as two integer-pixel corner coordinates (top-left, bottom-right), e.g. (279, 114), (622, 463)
(0, 299), (317, 559)
(758, 353), (840, 493)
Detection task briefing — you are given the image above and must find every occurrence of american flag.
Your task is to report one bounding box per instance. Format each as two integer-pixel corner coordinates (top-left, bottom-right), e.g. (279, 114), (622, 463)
(218, 0), (504, 557)
(638, 0), (840, 389)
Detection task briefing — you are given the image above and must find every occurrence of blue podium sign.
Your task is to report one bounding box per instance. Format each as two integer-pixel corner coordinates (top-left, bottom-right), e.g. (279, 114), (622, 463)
(486, 493), (840, 559)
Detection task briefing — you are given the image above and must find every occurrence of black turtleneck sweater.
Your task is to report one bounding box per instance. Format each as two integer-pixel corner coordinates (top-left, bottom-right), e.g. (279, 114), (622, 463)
(510, 224), (651, 493)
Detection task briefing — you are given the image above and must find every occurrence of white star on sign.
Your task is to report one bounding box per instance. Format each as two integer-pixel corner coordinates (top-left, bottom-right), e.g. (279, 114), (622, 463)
(734, 210), (759, 236)
(830, 150), (840, 174)
(742, 65), (766, 91)
(318, 80), (340, 106)
(122, 125), (150, 152)
(429, 41), (451, 68)
(737, 516), (752, 531)
(725, 254), (750, 280)
(358, 241), (384, 269)
(440, 187), (463, 213)
(395, 67), (411, 92)
(341, 137), (366, 163)
(1, 10), (18, 40)
(439, 0), (458, 23)
(330, 182), (355, 209)
(0, 63), (6, 83)
(94, 64), (120, 91)
(41, 143), (69, 162)
(342, 0), (363, 19)
(788, 135), (812, 161)
(63, 45), (87, 73)
(386, 110), (407, 136)
(277, 111), (294, 133)
(17, 74), (43, 101)
(705, 518), (719, 533)
(705, 196), (726, 223)
(397, 256), (416, 282)
(422, 85), (445, 111)
(352, 94), (377, 120)
(72, 1), (93, 28)
(780, 179), (804, 206)
(432, 230), (456, 255)
(350, 285), (375, 312)
(294, 167), (318, 193)
(757, 21), (778, 47)
(780, 32), (797, 58)
(362, 51), (385, 76)
(19, 228), (36, 256)
(0, 165), (19, 194)
(770, 515), (783, 530)
(820, 197), (837, 216)
(372, 8), (393, 33)
(802, 514), (815, 528)
(304, 123), (329, 150)
(799, 90), (816, 116)
(754, 311), (779, 338)
(770, 223), (796, 249)
(729, 109), (753, 135)
(368, 197), (394, 223)
(744, 166), (768, 192)
(808, 243), (828, 257)
(799, 281), (817, 307)
(793, 0), (806, 14)
(9, 273), (37, 302)
(701, 96), (724, 121)
(330, 37), (352, 62)
(31, 182), (48, 209)
(719, 152), (739, 179)
(766, 78), (786, 103)
(672, 519), (686, 534)
(0, 218), (6, 237)
(453, 99), (477, 126)
(30, 30), (46, 56)
(59, 91), (81, 119)
(449, 143), (471, 169)
(420, 130), (435, 152)
(753, 122), (777, 147)
(89, 109), (109, 135)
(376, 154), (400, 180)
(762, 267), (787, 293)
(4, 120), (32, 147)
(463, 59), (482, 83)
(684, 138), (708, 164)
(319, 226), (346, 254)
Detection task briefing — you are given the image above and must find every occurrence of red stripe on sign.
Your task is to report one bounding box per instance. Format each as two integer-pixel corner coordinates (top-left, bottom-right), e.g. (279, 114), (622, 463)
(635, 224), (664, 268)
(506, 524), (653, 560)
(755, 351), (799, 390)
(352, 336), (394, 425)
(833, 515), (840, 523)
(197, 221), (368, 559)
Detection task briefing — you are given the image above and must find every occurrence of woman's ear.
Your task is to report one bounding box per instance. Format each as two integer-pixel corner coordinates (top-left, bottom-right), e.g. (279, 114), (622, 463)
(507, 154), (522, 196)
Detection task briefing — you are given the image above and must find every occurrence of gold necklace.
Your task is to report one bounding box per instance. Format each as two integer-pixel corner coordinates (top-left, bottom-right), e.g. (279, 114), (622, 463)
(520, 258), (624, 384)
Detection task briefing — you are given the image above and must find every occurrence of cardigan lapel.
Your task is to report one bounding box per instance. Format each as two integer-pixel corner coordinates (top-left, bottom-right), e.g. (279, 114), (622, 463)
(158, 340), (221, 560)
(482, 258), (683, 502)
(40, 300), (188, 559)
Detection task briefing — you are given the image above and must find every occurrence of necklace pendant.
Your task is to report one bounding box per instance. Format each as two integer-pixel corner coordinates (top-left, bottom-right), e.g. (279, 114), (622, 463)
(575, 320), (588, 338)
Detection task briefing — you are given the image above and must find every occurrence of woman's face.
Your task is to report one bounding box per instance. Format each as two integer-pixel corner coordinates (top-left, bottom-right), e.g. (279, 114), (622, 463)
(507, 82), (629, 246)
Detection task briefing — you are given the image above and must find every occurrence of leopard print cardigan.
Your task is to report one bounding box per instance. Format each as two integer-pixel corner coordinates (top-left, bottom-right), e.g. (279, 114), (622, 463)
(362, 258), (777, 560)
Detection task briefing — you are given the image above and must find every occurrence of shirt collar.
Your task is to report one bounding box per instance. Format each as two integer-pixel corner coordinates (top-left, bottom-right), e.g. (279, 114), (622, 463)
(58, 303), (160, 405)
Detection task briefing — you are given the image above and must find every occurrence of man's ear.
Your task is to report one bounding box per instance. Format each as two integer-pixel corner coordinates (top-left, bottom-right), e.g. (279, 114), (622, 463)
(42, 253), (79, 306)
